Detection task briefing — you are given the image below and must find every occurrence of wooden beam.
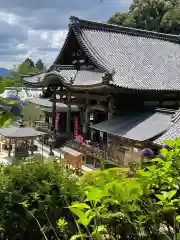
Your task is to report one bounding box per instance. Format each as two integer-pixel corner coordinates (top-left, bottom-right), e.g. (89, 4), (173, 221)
(56, 90), (108, 101)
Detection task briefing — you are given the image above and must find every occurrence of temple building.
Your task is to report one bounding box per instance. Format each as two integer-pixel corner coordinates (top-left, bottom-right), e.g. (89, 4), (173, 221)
(23, 16), (180, 168)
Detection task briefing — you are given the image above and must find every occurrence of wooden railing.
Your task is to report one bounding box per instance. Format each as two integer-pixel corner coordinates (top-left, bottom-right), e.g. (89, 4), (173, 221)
(106, 152), (125, 167)
(32, 121), (52, 132)
(65, 140), (104, 159)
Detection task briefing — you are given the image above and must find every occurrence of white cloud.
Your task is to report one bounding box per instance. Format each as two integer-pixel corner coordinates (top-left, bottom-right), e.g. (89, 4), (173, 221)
(0, 0), (131, 69)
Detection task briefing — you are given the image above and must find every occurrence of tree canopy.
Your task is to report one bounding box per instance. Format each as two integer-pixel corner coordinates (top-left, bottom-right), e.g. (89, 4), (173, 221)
(108, 0), (180, 34)
(35, 59), (46, 71)
(2, 58), (45, 88)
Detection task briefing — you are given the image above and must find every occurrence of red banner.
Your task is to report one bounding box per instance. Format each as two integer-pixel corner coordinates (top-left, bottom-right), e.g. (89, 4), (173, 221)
(74, 116), (78, 137)
(76, 135), (84, 144)
(55, 113), (60, 130)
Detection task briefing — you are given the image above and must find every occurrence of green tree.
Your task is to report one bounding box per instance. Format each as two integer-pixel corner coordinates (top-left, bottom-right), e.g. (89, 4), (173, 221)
(24, 58), (35, 67)
(108, 0), (180, 34)
(22, 103), (44, 126)
(35, 59), (45, 71)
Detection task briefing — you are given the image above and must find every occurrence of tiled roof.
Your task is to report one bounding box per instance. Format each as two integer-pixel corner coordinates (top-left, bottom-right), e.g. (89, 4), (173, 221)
(23, 66), (103, 87)
(154, 108), (180, 144)
(23, 72), (46, 85)
(154, 122), (180, 145)
(69, 16), (180, 91)
(171, 109), (180, 124)
(90, 109), (173, 142)
(0, 127), (46, 138)
(24, 16), (180, 91)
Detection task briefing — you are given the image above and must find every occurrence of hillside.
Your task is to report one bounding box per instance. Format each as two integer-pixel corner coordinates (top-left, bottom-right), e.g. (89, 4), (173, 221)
(0, 68), (10, 77)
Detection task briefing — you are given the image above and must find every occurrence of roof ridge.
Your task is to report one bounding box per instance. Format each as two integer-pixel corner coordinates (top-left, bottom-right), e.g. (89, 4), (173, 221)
(70, 16), (180, 43)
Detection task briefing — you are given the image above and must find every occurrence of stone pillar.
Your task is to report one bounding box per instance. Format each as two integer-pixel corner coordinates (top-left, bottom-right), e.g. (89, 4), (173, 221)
(66, 90), (71, 134)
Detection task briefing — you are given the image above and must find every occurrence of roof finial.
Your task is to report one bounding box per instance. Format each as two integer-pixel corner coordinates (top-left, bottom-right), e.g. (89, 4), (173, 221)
(69, 16), (79, 24)
(102, 69), (115, 84)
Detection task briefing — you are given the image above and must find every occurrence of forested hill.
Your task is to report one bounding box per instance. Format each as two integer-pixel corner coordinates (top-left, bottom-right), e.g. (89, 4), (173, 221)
(0, 68), (10, 78)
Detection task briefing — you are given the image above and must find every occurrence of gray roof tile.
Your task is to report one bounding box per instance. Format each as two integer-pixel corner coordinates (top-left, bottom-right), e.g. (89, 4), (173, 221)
(70, 17), (180, 91)
(23, 66), (103, 87)
(0, 127), (45, 138)
(154, 108), (180, 144)
(154, 122), (180, 145)
(91, 110), (172, 141)
(24, 17), (180, 91)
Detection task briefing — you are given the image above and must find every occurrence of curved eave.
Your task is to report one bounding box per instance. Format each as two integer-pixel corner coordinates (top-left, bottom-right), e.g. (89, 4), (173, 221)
(23, 71), (72, 88)
(23, 70), (107, 90)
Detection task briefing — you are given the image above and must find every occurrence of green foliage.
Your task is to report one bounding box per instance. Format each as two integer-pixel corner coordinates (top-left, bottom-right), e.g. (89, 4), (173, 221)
(0, 157), (82, 239)
(68, 139), (180, 239)
(108, 0), (180, 34)
(1, 58), (45, 88)
(35, 59), (46, 71)
(2, 139), (180, 239)
(22, 103), (44, 126)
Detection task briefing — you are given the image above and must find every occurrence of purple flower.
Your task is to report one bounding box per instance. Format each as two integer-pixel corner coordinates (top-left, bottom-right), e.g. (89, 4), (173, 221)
(162, 144), (172, 151)
(141, 148), (154, 158)
(10, 106), (21, 116)
(156, 154), (164, 160)
(3, 93), (21, 102)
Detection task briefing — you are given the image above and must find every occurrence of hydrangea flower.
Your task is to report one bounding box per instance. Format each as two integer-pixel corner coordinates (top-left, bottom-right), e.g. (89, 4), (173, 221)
(3, 92), (23, 106)
(141, 148), (154, 158)
(0, 92), (23, 117)
(162, 144), (172, 151)
(156, 154), (164, 160)
(10, 106), (21, 116)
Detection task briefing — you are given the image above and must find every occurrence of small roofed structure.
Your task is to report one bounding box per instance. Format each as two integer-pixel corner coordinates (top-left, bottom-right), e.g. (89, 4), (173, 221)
(0, 127), (46, 159)
(60, 146), (84, 170)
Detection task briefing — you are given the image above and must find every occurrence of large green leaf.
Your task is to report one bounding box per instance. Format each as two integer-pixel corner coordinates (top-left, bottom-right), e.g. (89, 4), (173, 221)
(70, 202), (90, 210)
(70, 233), (86, 240)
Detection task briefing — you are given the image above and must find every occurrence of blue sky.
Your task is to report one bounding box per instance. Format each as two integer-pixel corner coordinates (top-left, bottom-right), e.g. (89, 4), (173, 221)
(0, 0), (131, 69)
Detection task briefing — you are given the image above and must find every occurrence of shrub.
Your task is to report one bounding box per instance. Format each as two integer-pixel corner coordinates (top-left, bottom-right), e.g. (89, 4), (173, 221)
(0, 157), (81, 239)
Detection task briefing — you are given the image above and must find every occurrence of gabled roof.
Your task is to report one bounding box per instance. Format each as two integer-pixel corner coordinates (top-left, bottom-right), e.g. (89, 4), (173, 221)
(24, 16), (180, 91)
(64, 16), (180, 91)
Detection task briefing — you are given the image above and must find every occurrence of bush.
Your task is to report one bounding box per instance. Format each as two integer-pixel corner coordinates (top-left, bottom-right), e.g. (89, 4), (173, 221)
(0, 157), (81, 239)
(2, 139), (180, 239)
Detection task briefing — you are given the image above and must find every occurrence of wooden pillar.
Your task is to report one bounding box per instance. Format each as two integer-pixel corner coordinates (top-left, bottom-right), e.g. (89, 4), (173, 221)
(84, 92), (90, 140)
(51, 87), (57, 132)
(14, 140), (17, 156)
(30, 139), (34, 155)
(66, 89), (71, 134)
(8, 139), (11, 157)
(60, 86), (64, 103)
(108, 96), (114, 120)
